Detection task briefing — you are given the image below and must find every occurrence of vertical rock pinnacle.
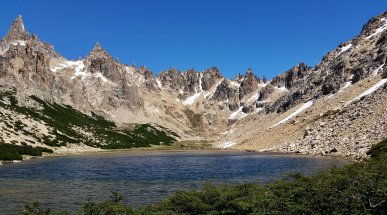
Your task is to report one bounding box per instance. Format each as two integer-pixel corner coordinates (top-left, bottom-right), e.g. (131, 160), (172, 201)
(4, 15), (29, 42)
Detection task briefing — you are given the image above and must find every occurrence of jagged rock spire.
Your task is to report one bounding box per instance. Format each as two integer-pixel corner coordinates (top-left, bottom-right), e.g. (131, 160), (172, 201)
(86, 42), (113, 61)
(4, 15), (29, 42)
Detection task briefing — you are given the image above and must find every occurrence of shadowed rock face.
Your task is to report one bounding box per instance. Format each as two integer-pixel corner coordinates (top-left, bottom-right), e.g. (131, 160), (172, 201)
(137, 65), (159, 91)
(270, 62), (309, 89)
(157, 68), (185, 91)
(239, 68), (259, 99)
(383, 66), (387, 79)
(212, 79), (234, 102)
(201, 67), (223, 91)
(85, 43), (122, 83)
(258, 84), (275, 102)
(182, 69), (200, 94)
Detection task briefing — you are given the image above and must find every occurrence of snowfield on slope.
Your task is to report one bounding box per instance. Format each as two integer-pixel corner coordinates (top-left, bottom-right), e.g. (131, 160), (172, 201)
(347, 78), (387, 104)
(217, 141), (237, 149)
(182, 92), (201, 105)
(229, 106), (247, 120)
(271, 100), (314, 127)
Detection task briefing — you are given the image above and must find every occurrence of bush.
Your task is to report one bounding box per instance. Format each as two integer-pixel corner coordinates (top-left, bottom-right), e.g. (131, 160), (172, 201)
(0, 143), (53, 161)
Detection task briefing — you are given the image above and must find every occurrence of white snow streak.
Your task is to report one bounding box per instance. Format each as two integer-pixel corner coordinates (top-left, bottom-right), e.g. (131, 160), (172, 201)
(276, 86), (288, 92)
(347, 78), (387, 104)
(198, 73), (203, 91)
(12, 40), (26, 46)
(272, 100), (314, 127)
(338, 81), (352, 93)
(365, 18), (387, 40)
(51, 60), (85, 74)
(229, 106), (247, 120)
(204, 80), (222, 98)
(218, 141), (237, 149)
(337, 43), (352, 56)
(156, 79), (162, 88)
(230, 81), (240, 87)
(248, 92), (260, 102)
(372, 64), (385, 76)
(95, 73), (108, 82)
(220, 129), (234, 135)
(182, 92), (201, 105)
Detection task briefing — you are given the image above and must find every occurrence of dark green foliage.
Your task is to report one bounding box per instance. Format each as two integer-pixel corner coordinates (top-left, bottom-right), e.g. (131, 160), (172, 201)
(19, 201), (69, 215)
(0, 89), (178, 151)
(78, 192), (133, 215)
(0, 143), (53, 161)
(367, 139), (387, 158)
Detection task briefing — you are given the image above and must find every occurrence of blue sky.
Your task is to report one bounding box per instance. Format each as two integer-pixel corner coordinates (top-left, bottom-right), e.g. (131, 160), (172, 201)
(1, 1), (386, 79)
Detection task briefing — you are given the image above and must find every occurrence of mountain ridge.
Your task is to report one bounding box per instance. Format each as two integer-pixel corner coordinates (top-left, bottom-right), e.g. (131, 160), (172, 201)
(0, 11), (386, 160)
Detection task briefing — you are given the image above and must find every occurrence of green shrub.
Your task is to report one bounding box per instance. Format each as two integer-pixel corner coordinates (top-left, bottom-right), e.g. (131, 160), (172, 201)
(0, 143), (53, 161)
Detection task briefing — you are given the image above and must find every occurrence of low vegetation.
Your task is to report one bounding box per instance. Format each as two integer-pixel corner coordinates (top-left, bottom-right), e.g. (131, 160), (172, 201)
(0, 143), (53, 161)
(18, 140), (387, 214)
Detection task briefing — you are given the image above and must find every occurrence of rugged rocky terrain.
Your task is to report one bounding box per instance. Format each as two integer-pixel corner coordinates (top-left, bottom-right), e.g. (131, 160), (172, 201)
(0, 12), (386, 160)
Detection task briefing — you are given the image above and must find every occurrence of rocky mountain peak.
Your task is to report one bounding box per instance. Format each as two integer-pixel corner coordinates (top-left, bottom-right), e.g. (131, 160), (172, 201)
(360, 11), (387, 38)
(245, 68), (254, 76)
(3, 15), (30, 42)
(86, 42), (113, 61)
(239, 68), (259, 99)
(201, 67), (223, 91)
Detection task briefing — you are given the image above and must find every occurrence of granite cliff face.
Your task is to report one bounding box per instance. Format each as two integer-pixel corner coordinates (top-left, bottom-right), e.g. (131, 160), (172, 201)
(1, 12), (387, 160)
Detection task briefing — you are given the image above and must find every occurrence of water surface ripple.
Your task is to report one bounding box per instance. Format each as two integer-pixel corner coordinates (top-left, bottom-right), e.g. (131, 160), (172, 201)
(0, 151), (349, 214)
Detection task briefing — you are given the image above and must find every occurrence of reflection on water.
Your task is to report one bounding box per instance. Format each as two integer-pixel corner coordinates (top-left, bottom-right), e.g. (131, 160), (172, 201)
(0, 151), (349, 214)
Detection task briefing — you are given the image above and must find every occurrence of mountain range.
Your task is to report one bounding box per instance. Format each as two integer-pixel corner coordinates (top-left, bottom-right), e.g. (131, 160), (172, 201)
(0, 11), (386, 160)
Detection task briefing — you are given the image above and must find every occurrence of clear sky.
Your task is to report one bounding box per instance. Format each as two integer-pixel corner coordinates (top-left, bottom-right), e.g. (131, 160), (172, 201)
(1, 1), (386, 79)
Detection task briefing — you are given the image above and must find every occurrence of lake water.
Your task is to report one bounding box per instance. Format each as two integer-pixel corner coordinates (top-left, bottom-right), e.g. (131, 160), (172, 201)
(0, 150), (349, 214)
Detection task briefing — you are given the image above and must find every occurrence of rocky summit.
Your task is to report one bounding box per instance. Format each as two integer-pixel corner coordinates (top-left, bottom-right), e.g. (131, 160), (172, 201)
(0, 11), (387, 160)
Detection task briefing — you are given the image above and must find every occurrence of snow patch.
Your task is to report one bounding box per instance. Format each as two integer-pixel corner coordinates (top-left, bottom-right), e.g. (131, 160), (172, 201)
(125, 66), (135, 76)
(182, 92), (201, 105)
(365, 18), (387, 40)
(230, 81), (240, 87)
(276, 86), (288, 92)
(248, 92), (260, 102)
(337, 43), (352, 56)
(95, 73), (108, 82)
(272, 100), (314, 127)
(204, 80), (223, 99)
(198, 73), (203, 91)
(229, 106), (247, 120)
(338, 81), (352, 93)
(371, 64), (385, 76)
(218, 141), (237, 149)
(12, 40), (26, 46)
(347, 78), (387, 104)
(156, 79), (162, 88)
(69, 61), (87, 79)
(220, 129), (234, 135)
(51, 60), (85, 75)
(255, 107), (263, 113)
